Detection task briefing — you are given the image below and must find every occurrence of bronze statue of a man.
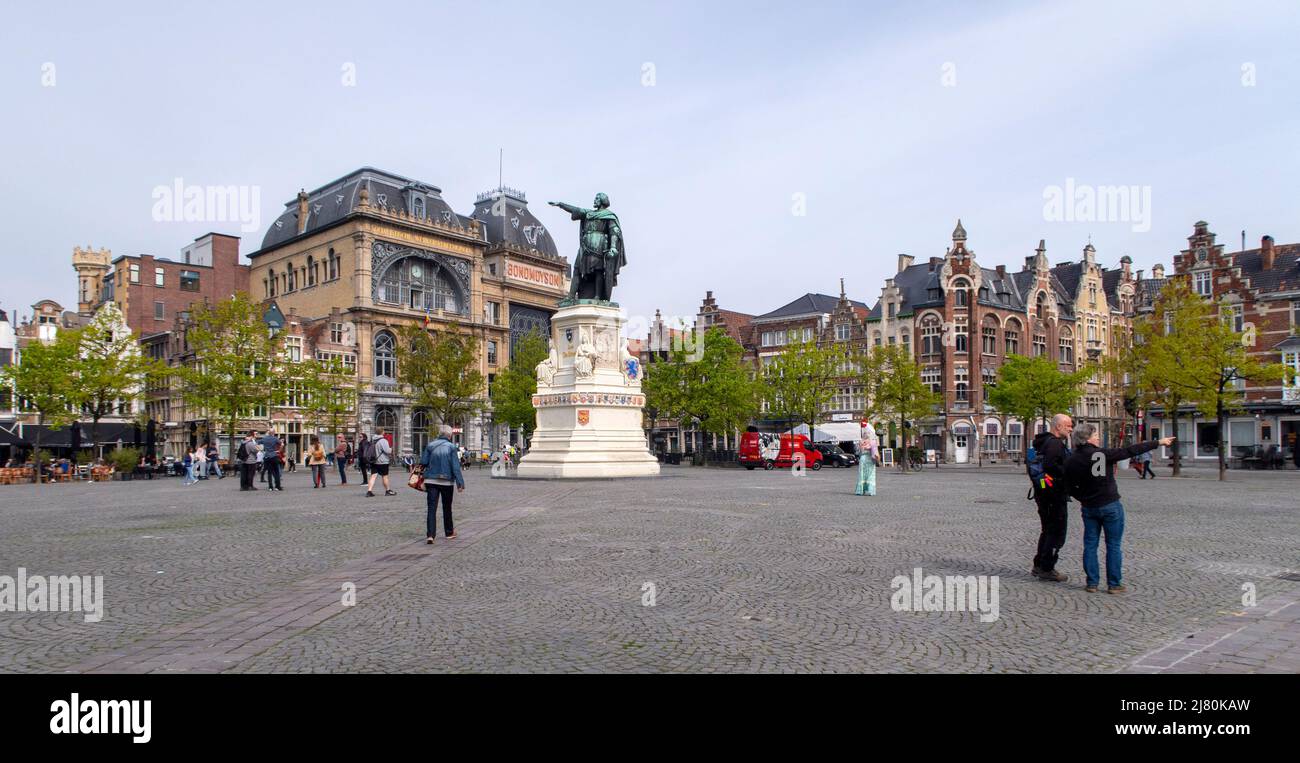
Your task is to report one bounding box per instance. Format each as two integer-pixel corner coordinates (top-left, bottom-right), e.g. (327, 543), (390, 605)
(549, 192), (625, 302)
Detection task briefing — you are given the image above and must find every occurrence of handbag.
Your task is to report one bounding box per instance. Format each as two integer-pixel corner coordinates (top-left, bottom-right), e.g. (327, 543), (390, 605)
(407, 465), (425, 492)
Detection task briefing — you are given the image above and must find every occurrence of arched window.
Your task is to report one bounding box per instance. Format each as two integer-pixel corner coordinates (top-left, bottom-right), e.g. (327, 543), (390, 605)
(286, 262), (296, 292)
(307, 255), (316, 286)
(377, 257), (463, 314)
(268, 268), (276, 297)
(374, 331), (396, 379)
(982, 315), (999, 354)
(411, 409), (430, 453)
(921, 315), (942, 356)
(952, 279), (969, 307)
(1059, 327), (1074, 365)
(1036, 292), (1046, 319)
(413, 197), (425, 219)
(327, 247), (338, 281)
(1004, 318), (1021, 356)
(375, 406), (396, 432)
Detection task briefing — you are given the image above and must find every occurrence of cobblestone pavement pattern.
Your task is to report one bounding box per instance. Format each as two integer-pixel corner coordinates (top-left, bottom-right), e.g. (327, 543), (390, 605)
(0, 464), (1295, 673)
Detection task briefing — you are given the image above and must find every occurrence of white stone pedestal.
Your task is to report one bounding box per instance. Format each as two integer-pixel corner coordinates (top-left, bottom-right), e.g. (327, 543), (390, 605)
(516, 302), (660, 479)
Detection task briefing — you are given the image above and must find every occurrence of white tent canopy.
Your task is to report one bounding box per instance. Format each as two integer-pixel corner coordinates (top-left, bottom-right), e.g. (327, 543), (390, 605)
(788, 422), (862, 442)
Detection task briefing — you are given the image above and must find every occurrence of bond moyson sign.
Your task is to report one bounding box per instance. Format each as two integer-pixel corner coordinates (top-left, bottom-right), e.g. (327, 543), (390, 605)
(506, 260), (564, 290)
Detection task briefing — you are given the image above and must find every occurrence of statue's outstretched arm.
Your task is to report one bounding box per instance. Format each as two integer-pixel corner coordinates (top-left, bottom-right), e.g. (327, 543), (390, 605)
(548, 201), (584, 218)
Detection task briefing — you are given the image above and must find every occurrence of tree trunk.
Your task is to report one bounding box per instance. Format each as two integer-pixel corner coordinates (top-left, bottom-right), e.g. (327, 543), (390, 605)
(1170, 409), (1182, 477)
(33, 412), (44, 488)
(1216, 397), (1227, 482)
(899, 420), (908, 473)
(90, 413), (100, 462)
(229, 415), (240, 470)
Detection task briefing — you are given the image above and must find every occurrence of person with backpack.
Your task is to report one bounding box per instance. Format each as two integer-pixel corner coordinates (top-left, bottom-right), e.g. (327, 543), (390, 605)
(237, 431), (259, 490)
(365, 426), (395, 497)
(355, 432), (371, 484)
(1027, 413), (1073, 583)
(419, 424), (465, 542)
(1065, 424), (1174, 593)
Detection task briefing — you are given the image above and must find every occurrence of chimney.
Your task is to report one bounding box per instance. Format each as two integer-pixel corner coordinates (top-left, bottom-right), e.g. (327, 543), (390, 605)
(297, 189), (310, 234)
(928, 256), (942, 271)
(1136, 269), (1144, 282)
(1261, 236), (1275, 269)
(1024, 256), (1035, 271)
(1153, 263), (1165, 279)
(897, 253), (914, 272)
(995, 264), (1006, 279)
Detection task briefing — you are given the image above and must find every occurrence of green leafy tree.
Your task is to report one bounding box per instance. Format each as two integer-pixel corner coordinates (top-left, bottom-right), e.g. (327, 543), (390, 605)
(986, 354), (1092, 457)
(762, 340), (847, 432)
(2, 329), (81, 483)
(860, 344), (942, 470)
(77, 303), (155, 457)
(490, 329), (549, 445)
(173, 293), (282, 460)
(395, 324), (485, 428)
(1109, 281), (1204, 476)
(643, 327), (757, 460)
(1182, 299), (1295, 481)
(298, 355), (358, 441)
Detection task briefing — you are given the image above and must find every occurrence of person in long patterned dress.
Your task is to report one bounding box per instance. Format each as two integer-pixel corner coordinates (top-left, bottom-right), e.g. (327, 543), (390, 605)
(855, 423), (879, 496)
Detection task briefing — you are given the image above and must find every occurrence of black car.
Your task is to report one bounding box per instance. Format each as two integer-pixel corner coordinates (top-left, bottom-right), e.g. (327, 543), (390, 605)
(812, 442), (856, 468)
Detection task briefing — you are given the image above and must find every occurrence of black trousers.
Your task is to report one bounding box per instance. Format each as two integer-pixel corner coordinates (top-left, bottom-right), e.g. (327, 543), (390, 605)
(359, 460), (370, 483)
(1033, 491), (1069, 572)
(336, 459), (348, 483)
(425, 484), (455, 537)
(240, 463), (255, 490)
(265, 459), (282, 490)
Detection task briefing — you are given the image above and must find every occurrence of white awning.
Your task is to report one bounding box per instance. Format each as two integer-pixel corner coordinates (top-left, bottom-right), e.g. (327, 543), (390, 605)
(811, 422), (863, 442)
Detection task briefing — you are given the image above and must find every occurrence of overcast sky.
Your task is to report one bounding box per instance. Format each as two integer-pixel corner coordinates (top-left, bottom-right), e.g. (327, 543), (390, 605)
(2, 0), (1296, 331)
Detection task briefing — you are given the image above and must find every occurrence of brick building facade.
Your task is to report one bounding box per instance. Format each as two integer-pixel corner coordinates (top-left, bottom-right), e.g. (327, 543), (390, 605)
(1150, 221), (1300, 462)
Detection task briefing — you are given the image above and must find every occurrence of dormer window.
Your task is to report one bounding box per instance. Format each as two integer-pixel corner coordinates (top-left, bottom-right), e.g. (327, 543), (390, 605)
(414, 197), (425, 219)
(887, 302), (896, 318)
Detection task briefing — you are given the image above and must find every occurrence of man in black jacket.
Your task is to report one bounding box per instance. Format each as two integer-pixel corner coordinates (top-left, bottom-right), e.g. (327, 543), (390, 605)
(1031, 414), (1074, 582)
(1065, 423), (1175, 593)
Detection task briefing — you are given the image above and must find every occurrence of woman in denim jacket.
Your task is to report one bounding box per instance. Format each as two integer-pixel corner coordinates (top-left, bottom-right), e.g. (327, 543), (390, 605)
(420, 424), (465, 543)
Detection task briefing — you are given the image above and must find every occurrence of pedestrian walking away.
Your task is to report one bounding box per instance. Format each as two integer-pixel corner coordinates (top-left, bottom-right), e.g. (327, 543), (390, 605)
(1065, 424), (1175, 594)
(334, 435), (350, 485)
(365, 427), (395, 497)
(1135, 447), (1154, 479)
(420, 424), (465, 542)
(182, 448), (197, 485)
(260, 430), (284, 491)
(1027, 413), (1073, 583)
(308, 437), (328, 488)
(855, 422), (880, 496)
(356, 432), (371, 484)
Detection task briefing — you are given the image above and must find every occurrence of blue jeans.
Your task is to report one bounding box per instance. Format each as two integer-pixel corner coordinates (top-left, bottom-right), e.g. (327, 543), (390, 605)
(1081, 500), (1125, 588)
(183, 464), (196, 484)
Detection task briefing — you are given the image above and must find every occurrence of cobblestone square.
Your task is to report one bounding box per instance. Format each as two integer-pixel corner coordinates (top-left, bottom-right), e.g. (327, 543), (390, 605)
(0, 465), (1295, 673)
